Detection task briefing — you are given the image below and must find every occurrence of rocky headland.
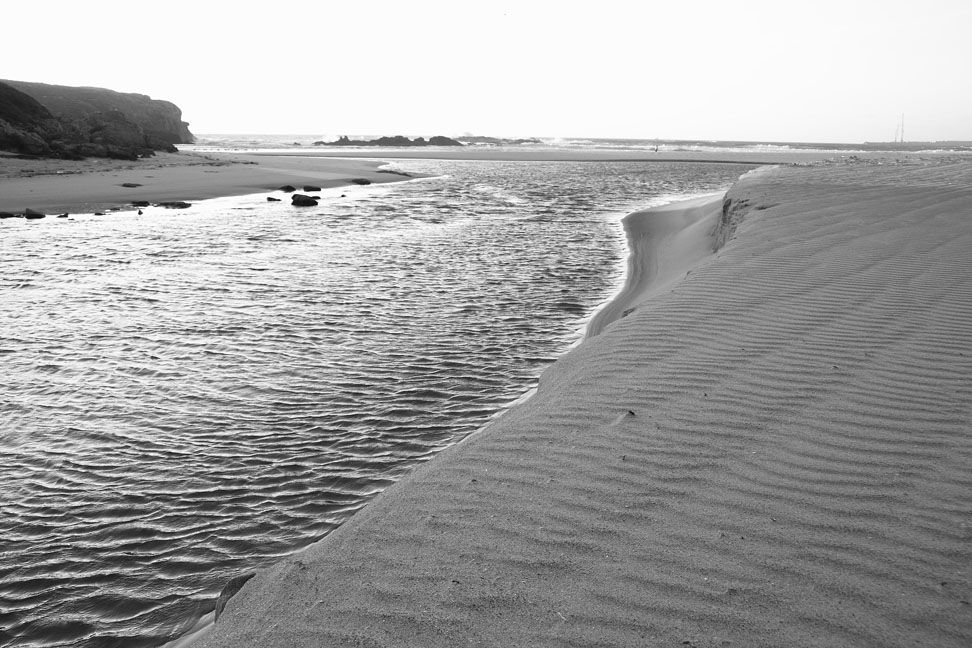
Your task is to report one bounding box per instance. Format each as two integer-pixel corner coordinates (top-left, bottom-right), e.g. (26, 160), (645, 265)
(315, 135), (463, 147)
(0, 80), (194, 160)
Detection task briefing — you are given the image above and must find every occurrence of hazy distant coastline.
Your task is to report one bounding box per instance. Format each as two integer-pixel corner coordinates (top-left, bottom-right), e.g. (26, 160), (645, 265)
(190, 133), (972, 154)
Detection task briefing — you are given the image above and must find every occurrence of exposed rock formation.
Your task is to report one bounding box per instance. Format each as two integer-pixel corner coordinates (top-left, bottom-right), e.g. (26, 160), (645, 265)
(290, 194), (319, 207)
(5, 80), (193, 147)
(315, 135), (463, 147)
(0, 82), (69, 156)
(0, 79), (194, 159)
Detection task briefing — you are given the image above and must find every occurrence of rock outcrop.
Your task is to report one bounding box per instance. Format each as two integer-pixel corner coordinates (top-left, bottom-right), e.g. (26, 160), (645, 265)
(290, 194), (319, 207)
(315, 135), (463, 147)
(5, 80), (193, 146)
(0, 79), (194, 159)
(0, 82), (69, 156)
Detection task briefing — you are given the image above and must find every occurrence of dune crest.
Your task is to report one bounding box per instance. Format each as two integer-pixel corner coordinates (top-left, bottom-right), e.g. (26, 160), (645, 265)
(586, 192), (725, 338)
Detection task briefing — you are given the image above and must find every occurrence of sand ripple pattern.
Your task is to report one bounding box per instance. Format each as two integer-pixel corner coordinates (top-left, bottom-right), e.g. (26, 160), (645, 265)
(194, 160), (971, 648)
(0, 160), (748, 647)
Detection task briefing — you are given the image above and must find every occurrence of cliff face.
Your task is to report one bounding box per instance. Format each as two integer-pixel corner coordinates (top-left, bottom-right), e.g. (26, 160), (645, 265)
(0, 82), (69, 156)
(5, 80), (194, 146)
(0, 80), (194, 159)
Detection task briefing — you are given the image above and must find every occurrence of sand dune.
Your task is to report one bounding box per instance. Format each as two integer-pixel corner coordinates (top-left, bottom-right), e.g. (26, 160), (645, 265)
(586, 192), (726, 337)
(189, 157), (971, 647)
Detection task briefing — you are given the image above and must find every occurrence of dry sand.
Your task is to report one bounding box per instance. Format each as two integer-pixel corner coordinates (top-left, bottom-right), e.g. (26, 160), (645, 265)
(586, 192), (726, 338)
(186, 156), (972, 648)
(0, 152), (410, 214)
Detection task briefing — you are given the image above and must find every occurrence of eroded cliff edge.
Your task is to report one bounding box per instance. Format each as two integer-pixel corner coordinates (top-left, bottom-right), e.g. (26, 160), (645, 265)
(0, 79), (193, 160)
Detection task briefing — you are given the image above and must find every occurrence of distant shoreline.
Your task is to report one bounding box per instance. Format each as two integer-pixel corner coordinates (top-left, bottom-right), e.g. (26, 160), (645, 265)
(3, 146), (969, 216)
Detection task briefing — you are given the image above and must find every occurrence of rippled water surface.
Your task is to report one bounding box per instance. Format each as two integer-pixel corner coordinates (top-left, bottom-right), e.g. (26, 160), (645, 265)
(0, 159), (752, 646)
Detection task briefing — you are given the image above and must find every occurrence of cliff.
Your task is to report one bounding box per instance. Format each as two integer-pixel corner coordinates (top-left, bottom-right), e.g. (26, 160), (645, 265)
(0, 80), (194, 159)
(5, 80), (193, 146)
(0, 82), (69, 157)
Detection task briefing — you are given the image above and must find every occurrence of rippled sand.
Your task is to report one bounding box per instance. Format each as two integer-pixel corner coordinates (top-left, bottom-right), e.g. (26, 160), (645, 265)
(194, 157), (972, 648)
(0, 159), (751, 647)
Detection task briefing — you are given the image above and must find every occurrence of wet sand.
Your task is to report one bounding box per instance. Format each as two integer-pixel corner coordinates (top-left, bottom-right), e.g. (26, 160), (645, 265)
(0, 152), (410, 214)
(185, 156), (972, 648)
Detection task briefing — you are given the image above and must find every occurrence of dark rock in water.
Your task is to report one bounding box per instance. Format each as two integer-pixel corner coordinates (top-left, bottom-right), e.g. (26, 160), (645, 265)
(24, 208), (45, 219)
(278, 185), (296, 193)
(156, 201), (191, 209)
(302, 185), (321, 192)
(0, 211), (20, 219)
(318, 134), (464, 147)
(350, 178), (371, 185)
(121, 182), (142, 188)
(137, 210), (143, 215)
(214, 572), (256, 621)
(94, 212), (105, 216)
(428, 136), (462, 146)
(131, 200), (150, 207)
(266, 196), (281, 202)
(291, 193), (318, 207)
(58, 213), (68, 218)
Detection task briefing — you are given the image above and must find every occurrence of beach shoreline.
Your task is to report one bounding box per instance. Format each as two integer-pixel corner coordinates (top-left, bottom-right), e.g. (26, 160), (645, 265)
(3, 146), (964, 217)
(163, 184), (743, 648)
(0, 151), (416, 215)
(5, 149), (970, 646)
(187, 156), (972, 648)
(585, 192), (727, 338)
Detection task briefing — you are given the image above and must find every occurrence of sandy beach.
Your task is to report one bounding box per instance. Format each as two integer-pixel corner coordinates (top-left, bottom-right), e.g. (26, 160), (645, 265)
(176, 156), (972, 647)
(0, 152), (412, 214)
(0, 147), (951, 216)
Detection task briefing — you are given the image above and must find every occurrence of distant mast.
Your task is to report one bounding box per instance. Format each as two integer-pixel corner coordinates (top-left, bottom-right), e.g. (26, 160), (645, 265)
(900, 113), (905, 143)
(893, 114), (905, 143)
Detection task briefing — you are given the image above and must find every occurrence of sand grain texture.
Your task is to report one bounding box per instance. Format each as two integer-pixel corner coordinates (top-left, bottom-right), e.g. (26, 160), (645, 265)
(194, 159), (972, 648)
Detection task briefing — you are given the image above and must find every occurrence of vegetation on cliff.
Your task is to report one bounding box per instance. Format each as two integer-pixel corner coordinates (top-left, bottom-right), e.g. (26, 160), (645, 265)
(0, 80), (194, 160)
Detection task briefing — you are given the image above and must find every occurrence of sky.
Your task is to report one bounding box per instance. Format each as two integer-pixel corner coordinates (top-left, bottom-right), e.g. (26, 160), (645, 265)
(4, 0), (971, 143)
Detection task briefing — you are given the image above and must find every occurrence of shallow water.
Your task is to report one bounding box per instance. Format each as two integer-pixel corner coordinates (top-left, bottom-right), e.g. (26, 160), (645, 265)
(0, 159), (753, 647)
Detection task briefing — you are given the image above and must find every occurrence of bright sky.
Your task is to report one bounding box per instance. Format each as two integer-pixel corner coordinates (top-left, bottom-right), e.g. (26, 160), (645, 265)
(5, 0), (971, 143)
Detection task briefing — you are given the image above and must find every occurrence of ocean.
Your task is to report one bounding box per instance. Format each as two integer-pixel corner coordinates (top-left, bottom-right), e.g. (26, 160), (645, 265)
(0, 153), (755, 647)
